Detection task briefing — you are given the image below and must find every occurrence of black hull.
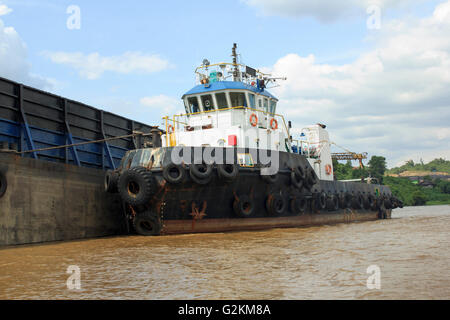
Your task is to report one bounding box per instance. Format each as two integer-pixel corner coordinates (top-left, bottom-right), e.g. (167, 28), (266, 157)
(116, 147), (394, 235)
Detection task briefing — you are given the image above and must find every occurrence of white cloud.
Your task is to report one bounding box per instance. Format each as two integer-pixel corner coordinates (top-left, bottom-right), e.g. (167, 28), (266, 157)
(43, 51), (173, 80)
(244, 0), (421, 22)
(0, 6), (51, 88)
(0, 4), (12, 16)
(265, 1), (450, 167)
(140, 95), (183, 115)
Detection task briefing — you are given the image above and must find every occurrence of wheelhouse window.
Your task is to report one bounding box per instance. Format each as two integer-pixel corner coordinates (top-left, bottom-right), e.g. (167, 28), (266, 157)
(215, 92), (228, 109)
(187, 96), (200, 113)
(270, 100), (277, 114)
(263, 98), (269, 113)
(201, 94), (214, 111)
(230, 92), (247, 108)
(258, 98), (262, 109)
(248, 93), (255, 109)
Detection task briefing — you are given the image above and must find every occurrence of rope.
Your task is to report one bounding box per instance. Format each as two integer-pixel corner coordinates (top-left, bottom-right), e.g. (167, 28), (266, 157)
(11, 131), (151, 155)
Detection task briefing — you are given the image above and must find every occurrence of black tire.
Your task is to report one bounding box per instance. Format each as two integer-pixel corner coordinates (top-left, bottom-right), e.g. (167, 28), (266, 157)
(378, 204), (387, 219)
(362, 194), (371, 209)
(266, 194), (286, 216)
(133, 211), (161, 236)
(294, 165), (306, 180)
(261, 173), (279, 184)
(306, 167), (318, 188)
(352, 193), (364, 209)
(190, 163), (213, 179)
(290, 197), (307, 215)
(118, 167), (154, 206)
(339, 192), (351, 209)
(384, 198), (392, 209)
(217, 164), (239, 180)
(163, 163), (186, 184)
(233, 195), (254, 218)
(315, 192), (327, 211)
(375, 196), (383, 210)
(0, 171), (7, 198)
(290, 171), (303, 190)
(327, 194), (339, 211)
(190, 170), (212, 185)
(104, 170), (119, 193)
(368, 194), (377, 211)
(391, 196), (398, 209)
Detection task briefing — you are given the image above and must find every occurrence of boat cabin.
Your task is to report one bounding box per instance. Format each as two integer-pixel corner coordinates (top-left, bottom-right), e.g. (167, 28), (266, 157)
(182, 81), (278, 115)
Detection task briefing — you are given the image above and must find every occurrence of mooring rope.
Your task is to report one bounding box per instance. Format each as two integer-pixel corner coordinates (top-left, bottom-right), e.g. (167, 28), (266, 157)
(5, 131), (151, 155)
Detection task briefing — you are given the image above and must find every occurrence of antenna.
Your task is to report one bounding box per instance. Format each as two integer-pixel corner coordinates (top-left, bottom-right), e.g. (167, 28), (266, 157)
(231, 43), (239, 82)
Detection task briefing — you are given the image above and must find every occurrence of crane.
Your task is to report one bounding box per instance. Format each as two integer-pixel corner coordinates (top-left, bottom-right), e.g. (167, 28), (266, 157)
(330, 142), (368, 168)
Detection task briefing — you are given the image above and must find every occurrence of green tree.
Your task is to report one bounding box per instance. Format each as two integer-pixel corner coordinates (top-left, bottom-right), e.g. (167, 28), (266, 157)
(412, 190), (427, 206)
(368, 156), (387, 183)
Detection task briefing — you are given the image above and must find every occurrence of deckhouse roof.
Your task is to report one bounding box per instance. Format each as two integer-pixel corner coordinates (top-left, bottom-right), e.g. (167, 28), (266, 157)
(182, 81), (278, 101)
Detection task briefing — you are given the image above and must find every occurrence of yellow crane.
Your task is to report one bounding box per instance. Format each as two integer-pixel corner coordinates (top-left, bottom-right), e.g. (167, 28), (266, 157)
(331, 142), (368, 168)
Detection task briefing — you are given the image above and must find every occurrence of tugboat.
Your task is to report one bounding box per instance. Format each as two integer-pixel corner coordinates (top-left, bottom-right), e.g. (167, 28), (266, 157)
(105, 44), (402, 236)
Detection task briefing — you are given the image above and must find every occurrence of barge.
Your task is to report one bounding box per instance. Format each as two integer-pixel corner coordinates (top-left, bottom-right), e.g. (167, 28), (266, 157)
(0, 76), (155, 245)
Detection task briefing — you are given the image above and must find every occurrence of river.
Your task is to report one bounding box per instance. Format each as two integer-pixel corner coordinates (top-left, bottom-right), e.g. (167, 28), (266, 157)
(0, 205), (449, 299)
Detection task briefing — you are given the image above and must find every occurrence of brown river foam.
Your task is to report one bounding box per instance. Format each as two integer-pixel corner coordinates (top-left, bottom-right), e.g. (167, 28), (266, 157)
(0, 205), (449, 299)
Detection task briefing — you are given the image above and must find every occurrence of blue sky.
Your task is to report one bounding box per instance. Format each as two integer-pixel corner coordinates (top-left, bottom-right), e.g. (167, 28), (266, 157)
(1, 0), (449, 167)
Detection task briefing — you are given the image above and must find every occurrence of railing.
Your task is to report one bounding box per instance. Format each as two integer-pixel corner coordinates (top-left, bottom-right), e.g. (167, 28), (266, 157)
(291, 139), (330, 159)
(162, 106), (291, 147)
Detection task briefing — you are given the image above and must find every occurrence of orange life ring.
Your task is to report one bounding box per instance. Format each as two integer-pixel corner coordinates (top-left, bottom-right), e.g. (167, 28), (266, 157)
(270, 118), (278, 130)
(167, 124), (174, 134)
(250, 113), (258, 127)
(325, 164), (332, 175)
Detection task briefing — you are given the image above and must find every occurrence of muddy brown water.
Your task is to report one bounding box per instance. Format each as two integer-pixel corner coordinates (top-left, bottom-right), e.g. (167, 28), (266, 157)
(0, 205), (449, 300)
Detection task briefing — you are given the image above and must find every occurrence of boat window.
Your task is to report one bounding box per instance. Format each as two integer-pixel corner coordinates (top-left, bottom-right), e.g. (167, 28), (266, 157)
(230, 92), (246, 108)
(270, 100), (277, 114)
(187, 96), (200, 113)
(184, 99), (190, 114)
(263, 98), (269, 112)
(248, 93), (255, 108)
(258, 98), (262, 109)
(201, 94), (215, 111)
(215, 92), (228, 109)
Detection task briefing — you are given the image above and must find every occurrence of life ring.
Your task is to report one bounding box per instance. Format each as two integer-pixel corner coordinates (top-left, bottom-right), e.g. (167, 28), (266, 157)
(249, 113), (258, 127)
(167, 124), (174, 134)
(325, 164), (332, 175)
(270, 118), (278, 130)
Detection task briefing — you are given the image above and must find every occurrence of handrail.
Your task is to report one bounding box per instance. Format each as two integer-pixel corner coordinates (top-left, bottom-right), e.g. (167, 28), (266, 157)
(172, 106), (290, 140)
(195, 62), (271, 77)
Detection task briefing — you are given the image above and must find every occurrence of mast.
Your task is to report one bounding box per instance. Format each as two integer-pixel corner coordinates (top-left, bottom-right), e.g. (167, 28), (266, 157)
(232, 43), (239, 82)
